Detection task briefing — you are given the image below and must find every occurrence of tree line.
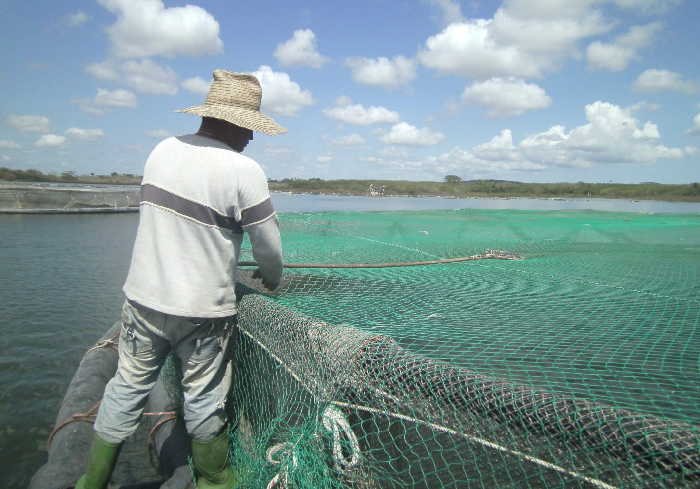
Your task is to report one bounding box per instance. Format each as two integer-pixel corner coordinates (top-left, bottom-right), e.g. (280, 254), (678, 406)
(2, 168), (699, 201)
(269, 177), (700, 202)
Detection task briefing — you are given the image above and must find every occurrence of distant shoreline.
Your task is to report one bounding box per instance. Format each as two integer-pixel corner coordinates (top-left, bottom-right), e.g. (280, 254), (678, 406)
(270, 189), (700, 203)
(1, 171), (699, 203)
(268, 179), (700, 203)
(2, 182), (700, 215)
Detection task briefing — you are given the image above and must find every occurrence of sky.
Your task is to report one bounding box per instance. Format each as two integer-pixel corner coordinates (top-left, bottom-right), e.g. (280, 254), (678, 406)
(0, 0), (699, 183)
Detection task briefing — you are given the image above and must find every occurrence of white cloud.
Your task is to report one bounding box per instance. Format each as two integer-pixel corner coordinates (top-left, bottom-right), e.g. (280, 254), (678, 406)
(495, 2), (614, 57)
(418, 2), (611, 79)
(97, 0), (223, 58)
(264, 145), (293, 155)
(0, 140), (21, 149)
(418, 20), (541, 79)
(686, 113), (700, 136)
(462, 77), (551, 118)
(1, 155), (10, 162)
(520, 101), (687, 166)
(359, 153), (437, 178)
(75, 104), (106, 116)
(75, 88), (138, 114)
(182, 76), (210, 95)
(85, 60), (118, 80)
(611, 0), (683, 14)
(34, 134), (67, 147)
(431, 145), (546, 176)
(95, 88), (138, 107)
(361, 156), (384, 164)
(471, 130), (535, 165)
(425, 0), (464, 25)
(427, 101), (688, 178)
(250, 66), (314, 117)
(628, 101), (661, 112)
(633, 69), (698, 93)
(587, 22), (661, 71)
(379, 146), (409, 159)
(121, 59), (178, 94)
(274, 29), (328, 68)
(86, 59), (178, 95)
(332, 134), (365, 146)
(147, 129), (171, 138)
(6, 114), (50, 133)
(323, 101), (400, 125)
(346, 56), (416, 88)
(65, 128), (104, 140)
(317, 155), (333, 163)
(381, 122), (444, 146)
(66, 11), (89, 27)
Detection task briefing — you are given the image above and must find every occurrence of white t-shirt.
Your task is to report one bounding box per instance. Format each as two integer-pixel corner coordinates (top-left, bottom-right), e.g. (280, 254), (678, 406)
(123, 134), (283, 317)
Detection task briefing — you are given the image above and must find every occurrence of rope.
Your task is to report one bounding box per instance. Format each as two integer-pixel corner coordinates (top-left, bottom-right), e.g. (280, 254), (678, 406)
(263, 406), (361, 488)
(47, 338), (177, 450)
(46, 400), (177, 450)
(147, 413), (179, 444)
(238, 249), (521, 269)
(321, 405), (361, 473)
(85, 331), (120, 354)
(147, 412), (179, 472)
(266, 442), (298, 489)
(47, 402), (101, 449)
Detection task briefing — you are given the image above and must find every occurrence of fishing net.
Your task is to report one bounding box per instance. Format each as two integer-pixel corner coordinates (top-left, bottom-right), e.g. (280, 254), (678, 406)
(180, 208), (699, 489)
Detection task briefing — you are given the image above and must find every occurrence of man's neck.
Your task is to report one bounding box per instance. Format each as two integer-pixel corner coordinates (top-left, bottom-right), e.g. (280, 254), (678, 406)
(196, 130), (233, 149)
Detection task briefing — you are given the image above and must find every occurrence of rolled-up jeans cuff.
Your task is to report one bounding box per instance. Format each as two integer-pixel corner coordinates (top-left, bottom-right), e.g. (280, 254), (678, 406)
(94, 428), (124, 445)
(189, 415), (227, 442)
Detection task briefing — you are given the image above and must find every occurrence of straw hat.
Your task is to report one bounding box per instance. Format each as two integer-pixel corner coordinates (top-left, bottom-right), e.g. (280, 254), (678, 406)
(177, 70), (287, 135)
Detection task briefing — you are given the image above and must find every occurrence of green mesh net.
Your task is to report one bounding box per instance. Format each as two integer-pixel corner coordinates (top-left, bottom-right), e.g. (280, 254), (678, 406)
(208, 208), (698, 488)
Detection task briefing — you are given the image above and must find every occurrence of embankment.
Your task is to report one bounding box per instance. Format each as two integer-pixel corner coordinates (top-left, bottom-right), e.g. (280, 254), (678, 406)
(0, 185), (139, 214)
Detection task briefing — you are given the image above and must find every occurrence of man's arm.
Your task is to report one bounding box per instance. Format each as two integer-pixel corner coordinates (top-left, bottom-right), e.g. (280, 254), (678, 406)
(247, 216), (283, 290)
(237, 161), (282, 290)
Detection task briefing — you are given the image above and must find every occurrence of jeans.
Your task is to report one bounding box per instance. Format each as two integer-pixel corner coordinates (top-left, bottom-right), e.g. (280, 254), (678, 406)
(94, 300), (235, 443)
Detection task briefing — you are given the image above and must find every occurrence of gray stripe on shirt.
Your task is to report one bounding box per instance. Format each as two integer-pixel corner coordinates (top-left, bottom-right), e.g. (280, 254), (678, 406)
(141, 184), (242, 233)
(241, 197), (275, 227)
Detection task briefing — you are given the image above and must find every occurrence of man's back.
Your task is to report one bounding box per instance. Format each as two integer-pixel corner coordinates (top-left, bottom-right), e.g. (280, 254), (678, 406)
(123, 133), (279, 318)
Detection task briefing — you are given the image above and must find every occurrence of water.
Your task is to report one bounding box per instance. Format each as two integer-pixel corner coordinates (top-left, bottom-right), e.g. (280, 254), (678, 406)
(1, 193), (698, 489)
(0, 213), (136, 489)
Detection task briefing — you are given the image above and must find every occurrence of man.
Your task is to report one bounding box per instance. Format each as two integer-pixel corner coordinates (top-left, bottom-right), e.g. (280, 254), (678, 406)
(75, 70), (285, 489)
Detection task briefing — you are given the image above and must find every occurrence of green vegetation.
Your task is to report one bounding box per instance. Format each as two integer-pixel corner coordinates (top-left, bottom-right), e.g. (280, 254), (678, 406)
(2, 167), (698, 201)
(0, 167), (141, 185)
(269, 178), (700, 202)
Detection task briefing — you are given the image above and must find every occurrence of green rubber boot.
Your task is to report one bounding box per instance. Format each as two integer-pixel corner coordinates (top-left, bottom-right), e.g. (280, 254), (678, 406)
(191, 428), (237, 489)
(74, 433), (122, 489)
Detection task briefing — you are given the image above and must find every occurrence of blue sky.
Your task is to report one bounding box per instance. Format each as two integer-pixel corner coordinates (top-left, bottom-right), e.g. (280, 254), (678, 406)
(0, 0), (698, 183)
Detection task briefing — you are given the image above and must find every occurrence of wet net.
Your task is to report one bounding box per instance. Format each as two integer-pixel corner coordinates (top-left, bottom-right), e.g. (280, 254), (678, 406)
(182, 208), (699, 488)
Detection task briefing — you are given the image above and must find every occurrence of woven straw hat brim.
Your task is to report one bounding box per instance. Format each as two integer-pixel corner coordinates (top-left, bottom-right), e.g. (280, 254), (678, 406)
(177, 104), (287, 136)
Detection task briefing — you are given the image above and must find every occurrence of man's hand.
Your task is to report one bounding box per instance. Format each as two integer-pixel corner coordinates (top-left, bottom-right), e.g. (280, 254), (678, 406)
(252, 268), (279, 291)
